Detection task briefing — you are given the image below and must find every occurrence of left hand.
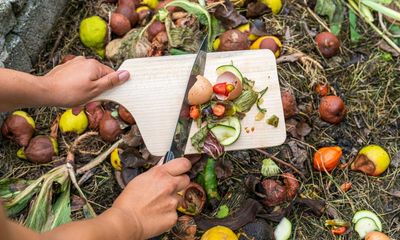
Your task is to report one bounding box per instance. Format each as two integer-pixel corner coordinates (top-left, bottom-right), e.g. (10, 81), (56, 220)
(43, 56), (130, 107)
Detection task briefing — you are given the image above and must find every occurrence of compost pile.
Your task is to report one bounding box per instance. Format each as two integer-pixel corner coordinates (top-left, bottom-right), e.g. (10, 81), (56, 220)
(0, 0), (399, 239)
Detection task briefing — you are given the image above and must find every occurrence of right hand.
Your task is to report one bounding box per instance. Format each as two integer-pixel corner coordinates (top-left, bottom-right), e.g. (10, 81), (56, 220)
(112, 158), (191, 239)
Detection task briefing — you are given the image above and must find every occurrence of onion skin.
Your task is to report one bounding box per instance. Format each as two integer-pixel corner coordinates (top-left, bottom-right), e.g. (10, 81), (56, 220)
(319, 96), (346, 124)
(99, 110), (123, 142)
(365, 232), (391, 240)
(315, 32), (340, 58)
(1, 114), (35, 147)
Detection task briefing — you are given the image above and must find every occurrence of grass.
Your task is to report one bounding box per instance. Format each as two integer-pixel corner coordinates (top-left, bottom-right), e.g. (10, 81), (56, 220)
(1, 0), (399, 239)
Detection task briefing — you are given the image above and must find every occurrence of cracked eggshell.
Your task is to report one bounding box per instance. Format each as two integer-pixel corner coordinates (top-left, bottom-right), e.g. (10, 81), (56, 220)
(188, 75), (213, 105)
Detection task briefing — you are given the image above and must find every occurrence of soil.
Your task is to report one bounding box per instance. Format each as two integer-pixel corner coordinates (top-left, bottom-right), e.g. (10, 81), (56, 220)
(0, 0), (399, 239)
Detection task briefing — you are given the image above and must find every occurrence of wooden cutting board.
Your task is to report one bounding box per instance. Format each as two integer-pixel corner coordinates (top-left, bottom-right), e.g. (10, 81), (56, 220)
(96, 49), (286, 156)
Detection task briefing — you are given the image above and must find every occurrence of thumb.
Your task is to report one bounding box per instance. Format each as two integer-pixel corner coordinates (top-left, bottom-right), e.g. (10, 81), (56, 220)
(96, 70), (130, 91)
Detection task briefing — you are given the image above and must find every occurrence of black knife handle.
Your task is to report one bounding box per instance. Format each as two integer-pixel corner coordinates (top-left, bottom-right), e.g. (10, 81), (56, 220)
(164, 150), (175, 163)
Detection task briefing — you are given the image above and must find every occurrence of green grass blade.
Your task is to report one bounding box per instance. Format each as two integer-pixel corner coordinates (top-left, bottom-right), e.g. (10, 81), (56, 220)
(361, 0), (400, 21)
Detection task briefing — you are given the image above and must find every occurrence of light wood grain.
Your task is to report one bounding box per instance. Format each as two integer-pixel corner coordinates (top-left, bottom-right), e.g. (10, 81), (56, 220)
(96, 49), (286, 156)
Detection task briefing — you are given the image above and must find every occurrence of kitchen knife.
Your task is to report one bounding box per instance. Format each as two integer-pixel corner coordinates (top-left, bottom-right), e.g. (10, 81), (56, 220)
(163, 35), (208, 163)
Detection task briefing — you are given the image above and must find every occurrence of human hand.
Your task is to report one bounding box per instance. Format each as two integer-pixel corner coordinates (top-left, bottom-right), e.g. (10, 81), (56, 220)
(112, 158), (191, 239)
(42, 56), (130, 107)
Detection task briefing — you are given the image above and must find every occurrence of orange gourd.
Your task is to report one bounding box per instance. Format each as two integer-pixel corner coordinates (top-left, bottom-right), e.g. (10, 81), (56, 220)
(313, 146), (342, 172)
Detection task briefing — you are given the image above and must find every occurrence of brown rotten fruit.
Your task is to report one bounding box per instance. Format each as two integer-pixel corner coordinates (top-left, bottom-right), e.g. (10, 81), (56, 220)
(315, 32), (340, 58)
(218, 29), (250, 51)
(319, 96), (346, 124)
(115, 4), (138, 26)
(85, 102), (104, 129)
(1, 111), (35, 147)
(146, 20), (166, 41)
(261, 172), (299, 207)
(171, 215), (197, 240)
(281, 89), (299, 119)
(110, 13), (131, 36)
(23, 135), (58, 164)
(99, 110), (123, 142)
(177, 182), (206, 216)
(118, 105), (135, 125)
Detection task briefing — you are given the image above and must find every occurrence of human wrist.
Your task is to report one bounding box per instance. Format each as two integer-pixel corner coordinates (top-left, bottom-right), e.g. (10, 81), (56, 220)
(36, 75), (59, 107)
(102, 206), (144, 240)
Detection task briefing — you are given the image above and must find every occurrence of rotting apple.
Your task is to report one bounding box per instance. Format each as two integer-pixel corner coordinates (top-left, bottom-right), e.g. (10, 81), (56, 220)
(1, 111), (35, 147)
(319, 96), (346, 124)
(171, 215), (197, 240)
(99, 110), (123, 142)
(217, 29), (250, 51)
(110, 13), (131, 36)
(281, 89), (298, 119)
(250, 36), (282, 58)
(177, 182), (206, 216)
(22, 135), (58, 164)
(351, 145), (390, 176)
(315, 32), (340, 58)
(118, 105), (135, 125)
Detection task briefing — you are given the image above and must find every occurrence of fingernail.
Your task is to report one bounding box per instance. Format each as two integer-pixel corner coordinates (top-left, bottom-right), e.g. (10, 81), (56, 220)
(117, 70), (130, 82)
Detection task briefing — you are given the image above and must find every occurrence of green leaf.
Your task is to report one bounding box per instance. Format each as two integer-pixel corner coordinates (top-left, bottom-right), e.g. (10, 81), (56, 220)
(164, 0), (213, 50)
(315, 0), (345, 35)
(210, 16), (226, 50)
(42, 181), (72, 232)
(215, 204), (230, 218)
(25, 166), (69, 232)
(349, 9), (361, 42)
(0, 178), (31, 200)
(3, 178), (44, 216)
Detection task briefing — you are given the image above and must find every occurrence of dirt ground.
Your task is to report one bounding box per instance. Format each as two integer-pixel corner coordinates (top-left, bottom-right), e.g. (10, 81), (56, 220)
(0, 0), (399, 239)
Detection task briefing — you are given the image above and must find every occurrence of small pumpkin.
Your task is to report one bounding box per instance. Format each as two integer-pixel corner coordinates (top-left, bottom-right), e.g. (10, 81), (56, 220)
(313, 146), (342, 172)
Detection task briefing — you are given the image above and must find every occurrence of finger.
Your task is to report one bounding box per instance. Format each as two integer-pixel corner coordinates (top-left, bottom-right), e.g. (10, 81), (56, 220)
(163, 158), (192, 176)
(70, 56), (86, 62)
(95, 70), (130, 91)
(173, 174), (190, 192)
(94, 62), (115, 79)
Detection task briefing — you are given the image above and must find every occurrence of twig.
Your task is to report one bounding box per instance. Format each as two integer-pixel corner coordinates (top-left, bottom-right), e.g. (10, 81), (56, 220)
(50, 28), (65, 61)
(305, 6), (331, 32)
(66, 163), (97, 218)
(255, 148), (306, 179)
(76, 138), (123, 175)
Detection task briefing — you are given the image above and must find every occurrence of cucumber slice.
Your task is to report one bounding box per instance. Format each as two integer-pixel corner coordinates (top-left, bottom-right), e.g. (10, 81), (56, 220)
(354, 217), (379, 239)
(274, 217), (292, 240)
(216, 65), (243, 82)
(352, 210), (382, 231)
(210, 116), (241, 146)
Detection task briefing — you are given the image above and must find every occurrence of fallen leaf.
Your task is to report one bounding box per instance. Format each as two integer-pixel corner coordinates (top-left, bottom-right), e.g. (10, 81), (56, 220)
(390, 151), (400, 168)
(213, 0), (248, 29)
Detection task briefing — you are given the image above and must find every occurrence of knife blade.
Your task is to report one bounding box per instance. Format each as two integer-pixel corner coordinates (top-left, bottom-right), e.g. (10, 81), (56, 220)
(163, 36), (208, 163)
